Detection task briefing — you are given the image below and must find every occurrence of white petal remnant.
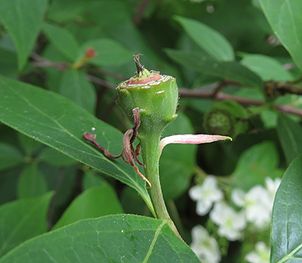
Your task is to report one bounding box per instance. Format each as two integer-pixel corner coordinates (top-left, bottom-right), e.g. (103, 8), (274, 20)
(191, 225), (221, 263)
(245, 242), (270, 263)
(189, 176), (223, 215)
(210, 202), (246, 241)
(160, 134), (231, 151)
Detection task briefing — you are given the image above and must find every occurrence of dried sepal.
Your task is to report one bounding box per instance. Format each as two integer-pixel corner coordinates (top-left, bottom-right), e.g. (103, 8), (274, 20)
(83, 108), (151, 187)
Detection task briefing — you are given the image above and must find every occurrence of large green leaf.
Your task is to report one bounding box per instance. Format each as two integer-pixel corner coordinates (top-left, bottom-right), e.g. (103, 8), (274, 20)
(271, 157), (302, 263)
(277, 115), (302, 165)
(18, 133), (41, 155)
(79, 39), (132, 67)
(0, 215), (199, 263)
(0, 76), (153, 213)
(59, 69), (96, 113)
(0, 0), (48, 69)
(241, 54), (293, 81)
(166, 49), (262, 88)
(232, 141), (281, 190)
(259, 0), (302, 71)
(0, 47), (17, 77)
(38, 147), (76, 167)
(175, 16), (234, 61)
(53, 183), (123, 229)
(0, 192), (52, 257)
(0, 143), (23, 171)
(160, 114), (196, 200)
(43, 23), (79, 61)
(17, 163), (48, 199)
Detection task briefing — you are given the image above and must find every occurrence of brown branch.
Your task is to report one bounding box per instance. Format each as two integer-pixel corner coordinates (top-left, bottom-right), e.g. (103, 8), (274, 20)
(180, 88), (262, 106)
(179, 88), (302, 117)
(266, 81), (302, 96)
(30, 53), (68, 71)
(31, 53), (113, 90)
(30, 53), (302, 117)
(87, 74), (113, 89)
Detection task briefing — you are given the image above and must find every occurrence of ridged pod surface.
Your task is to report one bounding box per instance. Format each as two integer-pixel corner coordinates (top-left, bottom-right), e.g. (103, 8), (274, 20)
(117, 71), (178, 134)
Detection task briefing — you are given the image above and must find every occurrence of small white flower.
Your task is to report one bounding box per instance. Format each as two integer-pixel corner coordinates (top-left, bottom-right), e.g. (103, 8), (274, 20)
(231, 189), (245, 207)
(232, 177), (281, 229)
(265, 177), (281, 199)
(189, 176), (223, 215)
(210, 202), (246, 241)
(191, 225), (221, 263)
(245, 186), (272, 228)
(245, 242), (270, 263)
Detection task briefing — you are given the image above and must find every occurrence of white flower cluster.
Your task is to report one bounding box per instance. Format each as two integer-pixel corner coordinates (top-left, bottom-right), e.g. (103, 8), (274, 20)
(189, 176), (280, 262)
(191, 225), (221, 263)
(189, 176), (223, 215)
(245, 242), (270, 263)
(232, 177), (281, 229)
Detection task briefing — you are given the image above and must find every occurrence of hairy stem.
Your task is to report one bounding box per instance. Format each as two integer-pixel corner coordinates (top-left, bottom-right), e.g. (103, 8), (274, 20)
(139, 132), (180, 237)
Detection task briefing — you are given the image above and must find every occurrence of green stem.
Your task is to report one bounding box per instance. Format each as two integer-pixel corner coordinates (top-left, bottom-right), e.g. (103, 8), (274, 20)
(139, 132), (180, 237)
(167, 200), (185, 238)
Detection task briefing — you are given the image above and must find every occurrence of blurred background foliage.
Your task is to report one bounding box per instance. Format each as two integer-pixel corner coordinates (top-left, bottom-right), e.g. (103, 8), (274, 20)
(0, 0), (302, 262)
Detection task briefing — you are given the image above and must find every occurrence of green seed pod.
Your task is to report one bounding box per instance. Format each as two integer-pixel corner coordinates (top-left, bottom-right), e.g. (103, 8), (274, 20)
(204, 109), (234, 136)
(115, 56), (180, 235)
(116, 58), (178, 135)
(203, 101), (249, 138)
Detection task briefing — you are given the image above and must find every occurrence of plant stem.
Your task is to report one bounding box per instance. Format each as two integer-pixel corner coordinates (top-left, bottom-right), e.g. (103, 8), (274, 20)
(139, 132), (181, 237)
(167, 200), (185, 238)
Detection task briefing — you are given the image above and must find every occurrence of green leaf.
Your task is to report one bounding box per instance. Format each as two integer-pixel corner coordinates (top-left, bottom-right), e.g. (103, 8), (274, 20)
(53, 183), (123, 229)
(0, 76), (153, 213)
(175, 16), (234, 61)
(17, 163), (48, 199)
(271, 157), (302, 263)
(38, 147), (76, 167)
(259, 0), (302, 71)
(0, 169), (18, 204)
(277, 115), (302, 165)
(161, 114), (196, 200)
(0, 0), (48, 69)
(0, 215), (199, 263)
(121, 187), (147, 215)
(18, 133), (41, 155)
(0, 192), (52, 257)
(241, 54), (293, 81)
(44, 167), (77, 208)
(0, 47), (17, 77)
(43, 23), (79, 61)
(79, 38), (132, 67)
(166, 49), (263, 87)
(83, 170), (105, 190)
(232, 141), (281, 190)
(59, 69), (96, 113)
(47, 0), (89, 23)
(0, 143), (23, 171)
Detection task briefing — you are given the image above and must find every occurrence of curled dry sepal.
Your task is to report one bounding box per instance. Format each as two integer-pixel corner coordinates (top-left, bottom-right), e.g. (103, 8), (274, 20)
(83, 107), (150, 186)
(83, 108), (231, 187)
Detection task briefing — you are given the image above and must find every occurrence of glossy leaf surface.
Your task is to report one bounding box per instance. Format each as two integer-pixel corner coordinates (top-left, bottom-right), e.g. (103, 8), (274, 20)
(271, 157), (302, 263)
(0, 215), (199, 263)
(0, 76), (153, 212)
